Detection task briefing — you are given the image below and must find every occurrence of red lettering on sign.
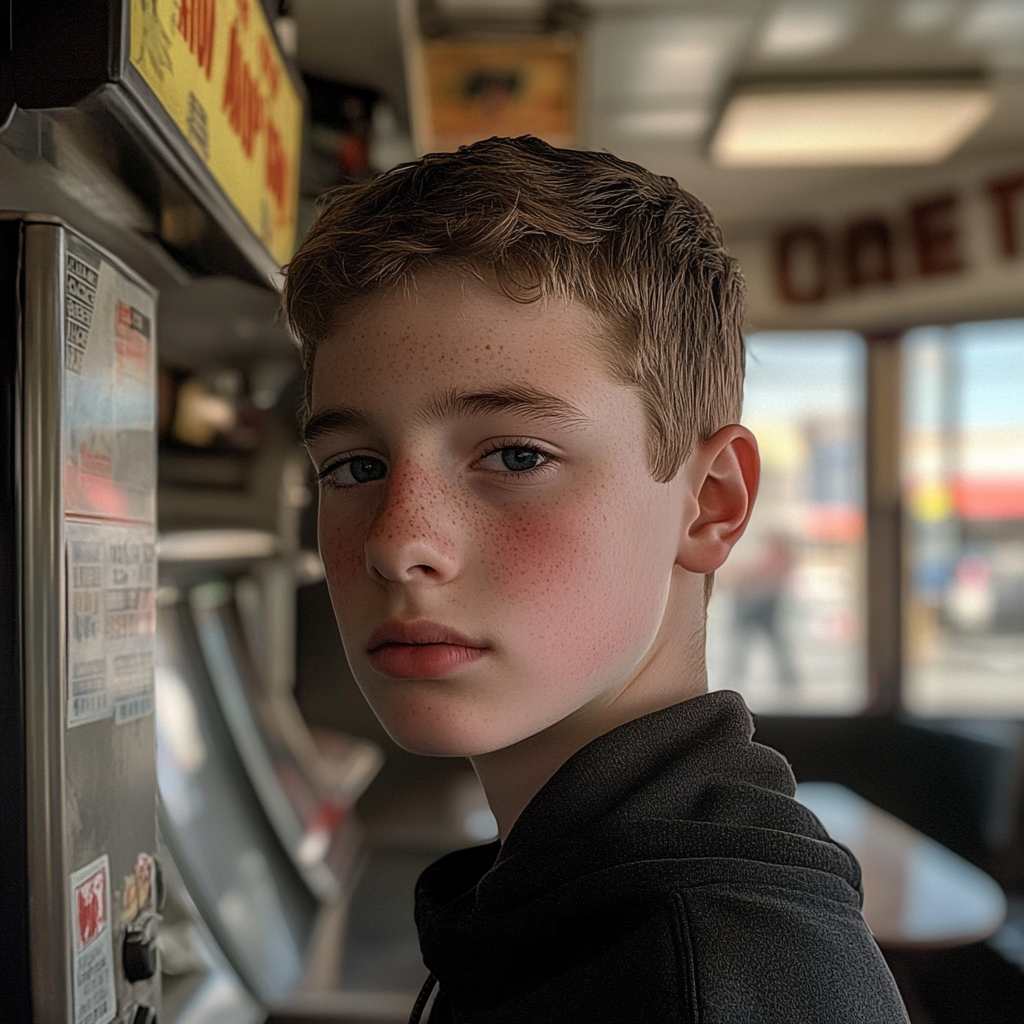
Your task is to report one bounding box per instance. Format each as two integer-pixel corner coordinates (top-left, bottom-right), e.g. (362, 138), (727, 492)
(222, 20), (264, 159)
(772, 168), (1024, 305)
(775, 225), (829, 303)
(909, 193), (963, 276)
(259, 35), (281, 100)
(985, 172), (1024, 258)
(844, 217), (895, 290)
(115, 302), (149, 367)
(265, 118), (288, 215)
(177, 0), (217, 80)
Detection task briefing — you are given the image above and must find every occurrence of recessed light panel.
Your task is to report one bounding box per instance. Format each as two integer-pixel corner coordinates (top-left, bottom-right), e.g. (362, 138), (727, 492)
(711, 85), (994, 166)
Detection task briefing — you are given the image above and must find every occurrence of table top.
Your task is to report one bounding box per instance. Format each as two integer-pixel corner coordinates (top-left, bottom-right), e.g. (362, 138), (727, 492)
(795, 781), (1008, 950)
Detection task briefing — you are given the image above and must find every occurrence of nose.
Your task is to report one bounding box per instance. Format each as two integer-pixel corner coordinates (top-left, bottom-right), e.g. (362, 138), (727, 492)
(364, 459), (461, 585)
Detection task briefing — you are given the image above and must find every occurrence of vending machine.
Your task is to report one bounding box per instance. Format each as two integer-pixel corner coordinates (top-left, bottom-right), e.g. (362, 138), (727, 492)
(0, 216), (161, 1024)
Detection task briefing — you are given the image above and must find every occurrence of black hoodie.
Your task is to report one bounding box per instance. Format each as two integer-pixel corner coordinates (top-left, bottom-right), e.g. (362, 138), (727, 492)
(410, 690), (911, 1023)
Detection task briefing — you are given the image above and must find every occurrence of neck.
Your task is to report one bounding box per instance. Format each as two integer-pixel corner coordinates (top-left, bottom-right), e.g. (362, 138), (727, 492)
(470, 568), (708, 842)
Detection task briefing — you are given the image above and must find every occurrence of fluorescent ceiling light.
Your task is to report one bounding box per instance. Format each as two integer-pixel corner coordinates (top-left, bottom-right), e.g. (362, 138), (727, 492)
(758, 0), (854, 59)
(711, 85), (994, 166)
(614, 108), (709, 138)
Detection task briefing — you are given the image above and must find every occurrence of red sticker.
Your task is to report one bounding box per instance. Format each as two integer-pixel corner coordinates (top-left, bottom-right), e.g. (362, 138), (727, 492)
(74, 865), (107, 951)
(70, 855), (116, 1024)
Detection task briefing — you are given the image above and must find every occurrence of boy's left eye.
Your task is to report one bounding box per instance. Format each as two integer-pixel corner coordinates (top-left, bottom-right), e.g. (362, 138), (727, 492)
(478, 446), (549, 474)
(320, 455), (388, 488)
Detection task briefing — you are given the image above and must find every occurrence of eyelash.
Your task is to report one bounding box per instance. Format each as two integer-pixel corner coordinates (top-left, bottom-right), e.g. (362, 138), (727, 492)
(317, 454), (384, 492)
(317, 439), (557, 491)
(477, 439), (557, 481)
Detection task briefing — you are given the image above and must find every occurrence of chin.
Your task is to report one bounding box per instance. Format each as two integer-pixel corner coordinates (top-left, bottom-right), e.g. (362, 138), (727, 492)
(381, 721), (504, 758)
(371, 703), (525, 758)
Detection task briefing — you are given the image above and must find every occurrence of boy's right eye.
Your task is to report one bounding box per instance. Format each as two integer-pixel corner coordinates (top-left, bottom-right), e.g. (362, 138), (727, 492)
(320, 456), (387, 488)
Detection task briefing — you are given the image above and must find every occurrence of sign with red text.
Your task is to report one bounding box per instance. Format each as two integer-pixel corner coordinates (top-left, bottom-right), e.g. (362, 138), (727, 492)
(129, 0), (301, 265)
(70, 855), (116, 1024)
(732, 156), (1024, 332)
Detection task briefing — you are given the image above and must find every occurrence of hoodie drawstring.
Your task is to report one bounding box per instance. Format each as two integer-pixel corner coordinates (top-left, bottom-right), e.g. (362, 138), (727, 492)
(409, 972), (438, 1024)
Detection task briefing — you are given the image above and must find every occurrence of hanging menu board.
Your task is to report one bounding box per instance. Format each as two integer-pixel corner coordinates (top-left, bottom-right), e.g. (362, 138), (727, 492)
(128, 0), (302, 266)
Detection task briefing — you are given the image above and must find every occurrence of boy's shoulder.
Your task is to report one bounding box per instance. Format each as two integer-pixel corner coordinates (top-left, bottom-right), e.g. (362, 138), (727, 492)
(416, 692), (911, 1022)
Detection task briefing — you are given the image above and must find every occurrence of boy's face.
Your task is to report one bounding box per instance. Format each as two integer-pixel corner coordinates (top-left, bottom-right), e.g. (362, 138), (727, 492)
(305, 272), (690, 757)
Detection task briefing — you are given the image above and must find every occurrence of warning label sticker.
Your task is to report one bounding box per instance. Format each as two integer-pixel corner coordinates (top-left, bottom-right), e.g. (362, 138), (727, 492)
(67, 521), (156, 728)
(70, 855), (117, 1024)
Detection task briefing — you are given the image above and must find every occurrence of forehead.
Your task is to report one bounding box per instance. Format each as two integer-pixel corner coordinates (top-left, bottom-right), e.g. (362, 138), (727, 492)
(309, 272), (619, 407)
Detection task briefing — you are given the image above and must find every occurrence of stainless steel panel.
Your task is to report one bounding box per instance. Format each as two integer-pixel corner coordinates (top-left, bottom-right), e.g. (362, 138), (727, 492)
(155, 596), (317, 1005)
(157, 835), (264, 1024)
(22, 221), (72, 1024)
(21, 220), (161, 1024)
(190, 574), (379, 904)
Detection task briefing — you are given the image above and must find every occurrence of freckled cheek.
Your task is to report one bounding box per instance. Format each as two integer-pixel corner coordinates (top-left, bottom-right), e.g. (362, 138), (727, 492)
(479, 503), (662, 676)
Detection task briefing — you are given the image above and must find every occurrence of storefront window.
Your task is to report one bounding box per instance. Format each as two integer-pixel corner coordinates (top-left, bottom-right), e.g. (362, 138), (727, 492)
(707, 332), (867, 713)
(903, 320), (1024, 716)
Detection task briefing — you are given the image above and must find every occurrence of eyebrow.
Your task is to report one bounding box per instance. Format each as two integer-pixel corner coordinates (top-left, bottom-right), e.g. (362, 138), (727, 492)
(302, 384), (590, 447)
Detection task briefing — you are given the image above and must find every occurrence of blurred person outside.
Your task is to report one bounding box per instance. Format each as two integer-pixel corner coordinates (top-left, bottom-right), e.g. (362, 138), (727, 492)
(721, 529), (799, 690)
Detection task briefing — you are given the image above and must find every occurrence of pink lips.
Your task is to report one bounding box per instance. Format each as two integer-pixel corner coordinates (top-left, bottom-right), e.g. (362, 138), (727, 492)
(366, 620), (488, 679)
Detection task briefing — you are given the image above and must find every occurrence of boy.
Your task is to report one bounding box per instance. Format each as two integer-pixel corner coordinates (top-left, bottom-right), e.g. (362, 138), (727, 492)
(285, 136), (910, 1023)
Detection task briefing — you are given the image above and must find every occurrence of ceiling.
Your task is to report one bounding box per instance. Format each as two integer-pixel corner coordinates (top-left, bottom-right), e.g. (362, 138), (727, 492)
(288, 0), (1024, 236)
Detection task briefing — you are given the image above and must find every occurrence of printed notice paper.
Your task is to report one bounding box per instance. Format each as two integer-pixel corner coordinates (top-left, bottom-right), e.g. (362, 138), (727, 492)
(67, 521), (156, 727)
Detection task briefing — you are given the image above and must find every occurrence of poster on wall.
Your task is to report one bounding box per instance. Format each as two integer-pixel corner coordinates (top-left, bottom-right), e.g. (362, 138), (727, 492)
(418, 37), (578, 152)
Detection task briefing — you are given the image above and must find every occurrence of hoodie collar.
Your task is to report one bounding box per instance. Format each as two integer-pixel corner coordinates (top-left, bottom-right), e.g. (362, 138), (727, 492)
(416, 691), (862, 961)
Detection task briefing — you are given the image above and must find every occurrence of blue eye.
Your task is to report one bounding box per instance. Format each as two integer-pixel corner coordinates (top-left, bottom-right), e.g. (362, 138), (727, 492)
(321, 456), (387, 487)
(479, 444), (550, 475)
(501, 448), (543, 471)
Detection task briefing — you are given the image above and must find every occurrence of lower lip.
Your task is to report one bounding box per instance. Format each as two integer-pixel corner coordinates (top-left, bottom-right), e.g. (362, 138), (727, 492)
(367, 643), (487, 679)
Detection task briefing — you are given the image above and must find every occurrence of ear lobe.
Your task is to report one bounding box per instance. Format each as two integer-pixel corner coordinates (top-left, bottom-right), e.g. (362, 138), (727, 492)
(677, 425), (760, 574)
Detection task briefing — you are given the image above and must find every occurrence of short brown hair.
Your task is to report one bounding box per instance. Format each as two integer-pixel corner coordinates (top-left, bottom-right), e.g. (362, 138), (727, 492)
(284, 136), (745, 486)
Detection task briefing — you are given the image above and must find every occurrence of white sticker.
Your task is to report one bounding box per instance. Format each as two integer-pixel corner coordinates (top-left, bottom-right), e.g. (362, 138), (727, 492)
(70, 855), (117, 1024)
(63, 236), (156, 525)
(67, 521), (156, 728)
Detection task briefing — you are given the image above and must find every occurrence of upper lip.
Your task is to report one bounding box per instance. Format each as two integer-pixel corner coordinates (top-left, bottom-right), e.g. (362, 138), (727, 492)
(366, 620), (488, 653)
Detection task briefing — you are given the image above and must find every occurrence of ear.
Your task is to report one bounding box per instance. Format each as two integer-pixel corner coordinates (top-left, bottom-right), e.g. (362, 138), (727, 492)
(676, 424), (760, 574)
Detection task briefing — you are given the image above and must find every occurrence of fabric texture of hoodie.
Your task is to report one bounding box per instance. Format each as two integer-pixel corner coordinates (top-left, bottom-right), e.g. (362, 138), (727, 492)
(410, 689), (911, 1023)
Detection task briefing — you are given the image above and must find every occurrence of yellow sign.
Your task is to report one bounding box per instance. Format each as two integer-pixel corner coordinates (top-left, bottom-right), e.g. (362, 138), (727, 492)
(129, 0), (302, 266)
